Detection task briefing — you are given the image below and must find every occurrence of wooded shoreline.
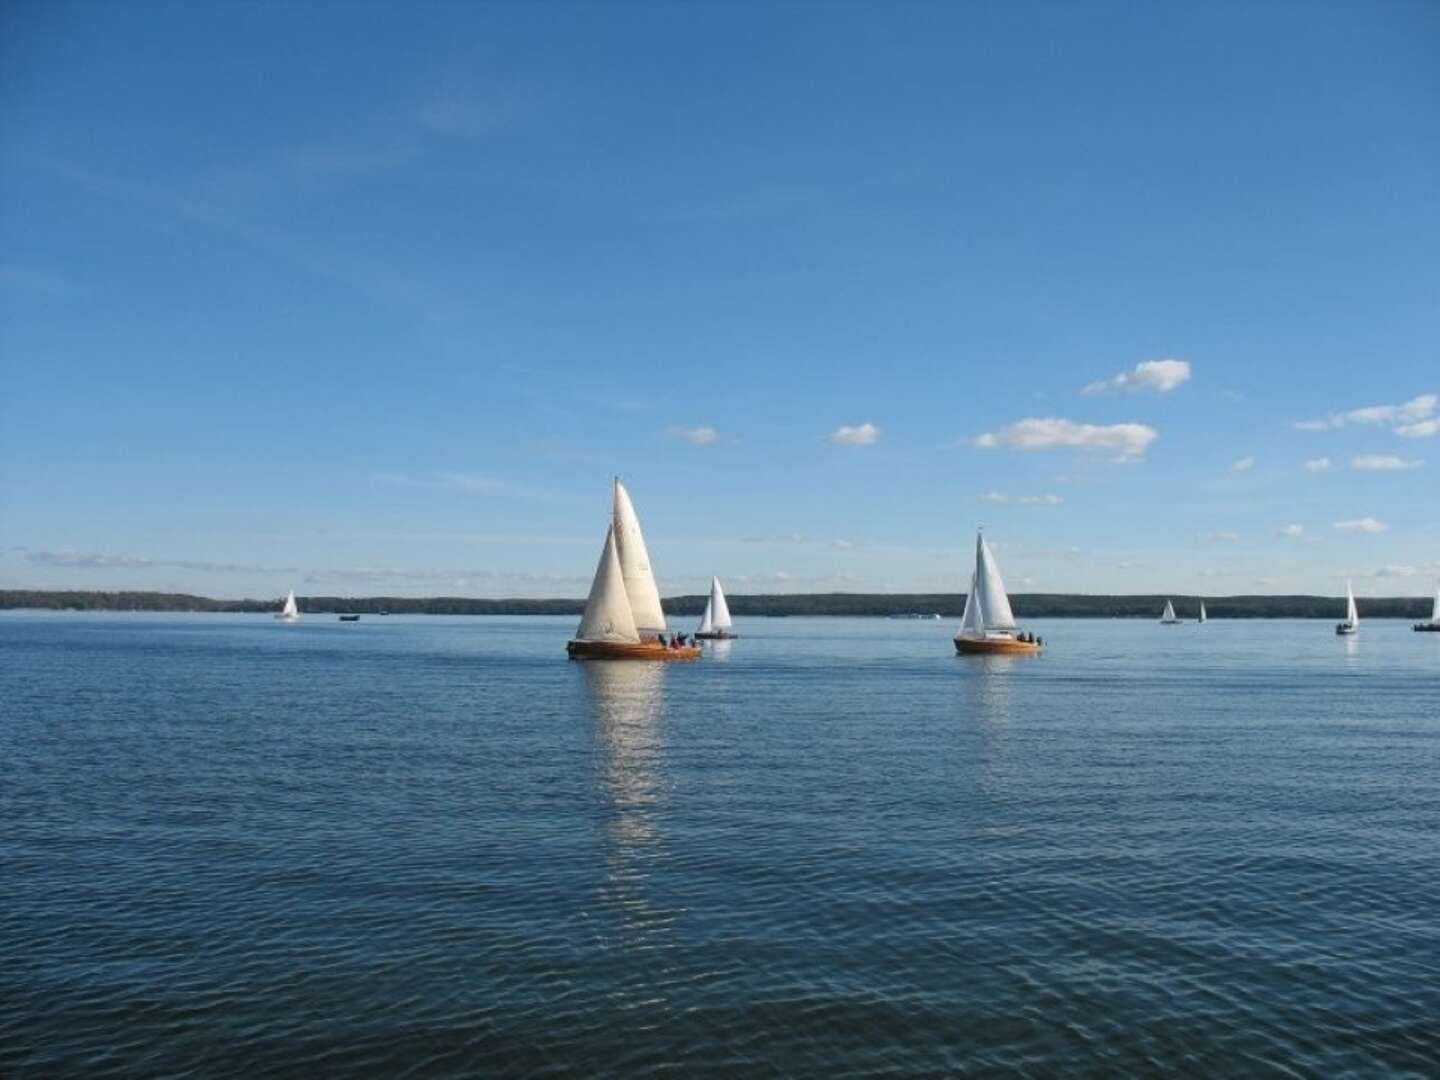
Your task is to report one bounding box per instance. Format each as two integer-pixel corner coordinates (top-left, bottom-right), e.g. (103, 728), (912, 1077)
(2, 589), (1432, 619)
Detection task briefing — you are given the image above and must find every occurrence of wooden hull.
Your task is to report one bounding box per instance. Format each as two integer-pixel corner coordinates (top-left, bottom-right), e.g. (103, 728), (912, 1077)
(694, 631), (737, 640)
(954, 636), (1042, 655)
(567, 640), (701, 661)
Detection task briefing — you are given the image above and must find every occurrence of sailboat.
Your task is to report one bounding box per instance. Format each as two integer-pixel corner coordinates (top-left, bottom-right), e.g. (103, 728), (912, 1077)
(567, 480), (700, 661)
(275, 589), (299, 622)
(1413, 583), (1440, 632)
(954, 531), (1041, 655)
(695, 576), (737, 640)
(1198, 601), (1207, 624)
(1335, 579), (1359, 636)
(1160, 599), (1182, 624)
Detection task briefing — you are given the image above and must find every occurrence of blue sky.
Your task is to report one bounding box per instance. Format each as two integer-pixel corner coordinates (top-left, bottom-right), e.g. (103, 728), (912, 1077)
(2, 0), (1436, 599)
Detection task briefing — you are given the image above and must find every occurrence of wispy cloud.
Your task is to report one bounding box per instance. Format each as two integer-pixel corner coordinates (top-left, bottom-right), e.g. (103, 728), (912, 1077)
(27, 550), (297, 574)
(376, 471), (544, 497)
(1081, 358), (1191, 395)
(667, 425), (719, 446)
(1304, 457), (1332, 472)
(1278, 524), (1305, 539)
(830, 538), (855, 549)
(1372, 564), (1418, 578)
(973, 418), (1158, 461)
(1292, 393), (1437, 434)
(1351, 455), (1421, 471)
(1209, 530), (1240, 542)
(1333, 517), (1388, 533)
(826, 422), (880, 447)
(1231, 456), (1255, 472)
(981, 491), (1064, 505)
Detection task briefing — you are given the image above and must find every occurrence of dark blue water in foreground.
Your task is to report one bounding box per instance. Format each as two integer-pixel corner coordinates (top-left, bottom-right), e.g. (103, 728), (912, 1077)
(3, 613), (1439, 1077)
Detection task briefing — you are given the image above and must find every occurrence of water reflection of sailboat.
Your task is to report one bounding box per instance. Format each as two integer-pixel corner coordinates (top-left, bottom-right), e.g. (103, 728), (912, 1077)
(582, 661), (673, 943)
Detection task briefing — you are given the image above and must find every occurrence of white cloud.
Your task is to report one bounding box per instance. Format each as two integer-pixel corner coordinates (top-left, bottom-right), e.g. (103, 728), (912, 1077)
(1231, 456), (1255, 472)
(376, 471), (536, 497)
(1081, 358), (1191, 395)
(1373, 565), (1418, 577)
(830, 538), (855, 549)
(972, 417), (1158, 461)
(1333, 517), (1388, 533)
(1396, 418), (1440, 438)
(826, 422), (879, 447)
(669, 425), (719, 445)
(1209, 530), (1240, 541)
(1351, 455), (1421, 471)
(1304, 457), (1332, 472)
(1278, 524), (1305, 539)
(1292, 393), (1437, 433)
(980, 492), (1064, 505)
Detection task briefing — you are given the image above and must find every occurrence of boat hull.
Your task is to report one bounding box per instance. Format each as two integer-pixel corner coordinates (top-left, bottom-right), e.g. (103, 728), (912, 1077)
(1414, 624), (1440, 632)
(954, 636), (1042, 655)
(1335, 624), (1357, 636)
(694, 631), (737, 640)
(567, 640), (701, 661)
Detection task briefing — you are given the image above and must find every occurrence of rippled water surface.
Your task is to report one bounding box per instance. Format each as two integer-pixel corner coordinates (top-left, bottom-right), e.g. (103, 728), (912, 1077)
(3, 613), (1439, 1076)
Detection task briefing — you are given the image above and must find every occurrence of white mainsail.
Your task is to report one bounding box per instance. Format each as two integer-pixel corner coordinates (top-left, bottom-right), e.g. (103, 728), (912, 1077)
(1345, 579), (1359, 626)
(974, 533), (1016, 632)
(278, 589), (299, 620)
(612, 479), (667, 636)
(1161, 599), (1177, 622)
(1430, 583), (1439, 624)
(708, 577), (732, 631)
(575, 525), (641, 644)
(1198, 601), (1207, 623)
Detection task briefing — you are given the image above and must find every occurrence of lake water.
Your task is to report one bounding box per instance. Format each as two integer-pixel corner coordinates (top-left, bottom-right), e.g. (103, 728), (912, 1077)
(3, 613), (1438, 1076)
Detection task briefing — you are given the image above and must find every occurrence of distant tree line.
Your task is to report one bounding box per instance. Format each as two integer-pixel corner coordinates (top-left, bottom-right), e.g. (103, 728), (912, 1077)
(3, 589), (1431, 619)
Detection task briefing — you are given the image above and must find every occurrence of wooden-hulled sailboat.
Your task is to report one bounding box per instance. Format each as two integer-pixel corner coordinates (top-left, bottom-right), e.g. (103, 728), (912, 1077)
(1160, 599), (1182, 624)
(1413, 583), (1440, 632)
(1198, 601), (1207, 624)
(954, 531), (1041, 655)
(567, 481), (699, 661)
(275, 589), (299, 622)
(695, 576), (737, 640)
(1335, 579), (1359, 636)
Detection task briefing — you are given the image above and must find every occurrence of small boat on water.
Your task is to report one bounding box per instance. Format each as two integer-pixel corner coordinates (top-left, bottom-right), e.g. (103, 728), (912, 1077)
(275, 589), (300, 623)
(695, 576), (737, 640)
(1336, 579), (1359, 636)
(954, 530), (1042, 655)
(1160, 599), (1182, 624)
(1198, 601), (1207, 624)
(339, 614), (360, 622)
(567, 479), (699, 661)
(1414, 584), (1440, 632)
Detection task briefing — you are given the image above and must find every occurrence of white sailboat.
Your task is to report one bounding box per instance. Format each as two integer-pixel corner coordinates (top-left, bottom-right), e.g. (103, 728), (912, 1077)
(275, 589), (299, 622)
(1160, 599), (1182, 624)
(1335, 579), (1359, 636)
(1414, 582), (1440, 632)
(954, 531), (1041, 654)
(695, 576), (736, 639)
(1198, 601), (1207, 624)
(567, 480), (697, 661)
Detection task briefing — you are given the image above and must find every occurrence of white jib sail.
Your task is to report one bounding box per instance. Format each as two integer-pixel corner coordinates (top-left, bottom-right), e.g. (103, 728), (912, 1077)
(282, 589), (298, 618)
(709, 577), (732, 631)
(575, 525), (641, 644)
(612, 479), (667, 635)
(1430, 583), (1439, 624)
(1162, 600), (1176, 622)
(959, 570), (986, 638)
(1199, 601), (1207, 622)
(1345, 580), (1359, 626)
(696, 594), (714, 635)
(974, 533), (1016, 632)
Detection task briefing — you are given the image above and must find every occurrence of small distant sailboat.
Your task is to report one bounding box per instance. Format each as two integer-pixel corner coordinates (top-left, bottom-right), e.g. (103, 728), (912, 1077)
(1413, 583), (1440, 632)
(567, 479), (700, 661)
(1198, 601), (1207, 624)
(954, 531), (1041, 655)
(275, 589), (299, 622)
(695, 576), (737, 640)
(1335, 579), (1359, 636)
(1160, 599), (1182, 624)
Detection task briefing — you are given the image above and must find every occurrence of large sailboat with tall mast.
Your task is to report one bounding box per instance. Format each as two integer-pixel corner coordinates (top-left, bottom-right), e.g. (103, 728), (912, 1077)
(954, 531), (1041, 655)
(1335, 579), (1359, 636)
(695, 576), (736, 640)
(1413, 583), (1440, 632)
(568, 479), (700, 660)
